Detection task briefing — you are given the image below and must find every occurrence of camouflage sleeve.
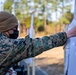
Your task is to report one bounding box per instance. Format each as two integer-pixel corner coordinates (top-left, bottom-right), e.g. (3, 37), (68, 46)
(30, 32), (67, 57)
(4, 32), (67, 60)
(0, 36), (33, 74)
(0, 32), (67, 74)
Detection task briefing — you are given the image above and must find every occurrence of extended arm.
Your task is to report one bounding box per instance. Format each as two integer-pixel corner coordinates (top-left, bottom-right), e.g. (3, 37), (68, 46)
(0, 32), (67, 75)
(31, 32), (67, 57)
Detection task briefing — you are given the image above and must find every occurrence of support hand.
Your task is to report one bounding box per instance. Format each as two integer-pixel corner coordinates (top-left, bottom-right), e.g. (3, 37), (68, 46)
(66, 26), (76, 38)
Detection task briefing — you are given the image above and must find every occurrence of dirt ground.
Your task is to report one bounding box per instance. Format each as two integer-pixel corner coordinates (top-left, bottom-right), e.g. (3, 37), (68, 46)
(35, 47), (64, 75)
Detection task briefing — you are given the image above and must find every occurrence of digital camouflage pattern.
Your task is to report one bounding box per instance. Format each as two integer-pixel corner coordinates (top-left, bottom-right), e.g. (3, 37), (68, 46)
(0, 32), (67, 75)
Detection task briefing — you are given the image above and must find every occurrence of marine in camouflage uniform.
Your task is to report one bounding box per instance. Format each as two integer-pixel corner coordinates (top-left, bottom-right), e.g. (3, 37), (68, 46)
(0, 32), (67, 75)
(0, 11), (68, 75)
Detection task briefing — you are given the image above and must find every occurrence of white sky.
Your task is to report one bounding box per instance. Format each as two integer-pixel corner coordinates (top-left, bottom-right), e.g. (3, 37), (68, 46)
(0, 0), (5, 11)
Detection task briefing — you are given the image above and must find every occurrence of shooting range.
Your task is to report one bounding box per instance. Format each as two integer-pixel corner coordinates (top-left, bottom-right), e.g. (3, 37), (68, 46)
(0, 0), (74, 75)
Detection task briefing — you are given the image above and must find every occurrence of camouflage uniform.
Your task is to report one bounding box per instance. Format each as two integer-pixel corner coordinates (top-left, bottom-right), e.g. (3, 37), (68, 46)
(0, 32), (67, 75)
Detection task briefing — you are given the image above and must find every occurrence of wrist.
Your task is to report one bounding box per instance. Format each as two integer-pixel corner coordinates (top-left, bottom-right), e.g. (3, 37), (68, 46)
(66, 31), (70, 38)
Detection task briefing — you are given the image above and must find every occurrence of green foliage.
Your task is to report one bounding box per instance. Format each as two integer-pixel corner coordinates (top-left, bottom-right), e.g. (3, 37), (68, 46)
(64, 11), (74, 22)
(59, 11), (74, 24)
(24, 17), (31, 28)
(3, 0), (74, 32)
(59, 17), (70, 24)
(34, 17), (44, 31)
(3, 0), (12, 12)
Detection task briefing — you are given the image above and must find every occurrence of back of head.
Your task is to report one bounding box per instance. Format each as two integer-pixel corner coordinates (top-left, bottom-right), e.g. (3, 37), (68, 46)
(0, 11), (18, 32)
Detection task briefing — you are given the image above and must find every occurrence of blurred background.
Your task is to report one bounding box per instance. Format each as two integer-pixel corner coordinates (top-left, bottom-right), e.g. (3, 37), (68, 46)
(0, 0), (74, 75)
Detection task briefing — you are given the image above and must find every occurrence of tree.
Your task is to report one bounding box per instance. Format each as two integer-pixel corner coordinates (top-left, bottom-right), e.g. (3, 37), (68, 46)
(3, 0), (12, 13)
(3, 0), (73, 32)
(59, 10), (74, 24)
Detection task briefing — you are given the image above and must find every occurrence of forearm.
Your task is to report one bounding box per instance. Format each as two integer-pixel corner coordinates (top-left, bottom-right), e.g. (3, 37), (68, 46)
(31, 32), (67, 57)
